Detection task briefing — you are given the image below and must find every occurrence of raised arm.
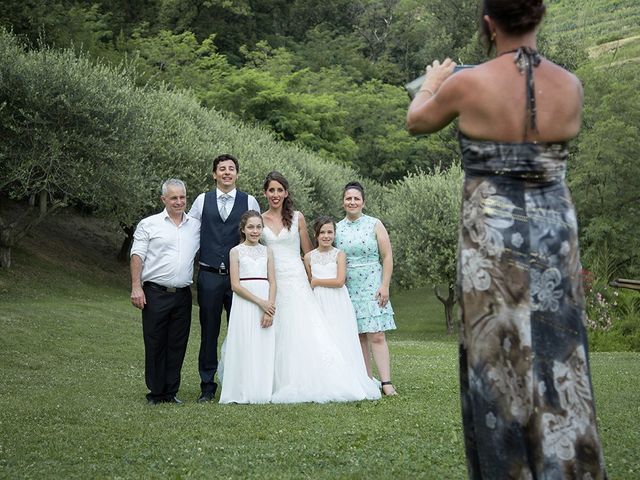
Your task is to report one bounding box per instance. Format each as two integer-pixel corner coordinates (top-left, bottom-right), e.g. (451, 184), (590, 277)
(406, 59), (460, 135)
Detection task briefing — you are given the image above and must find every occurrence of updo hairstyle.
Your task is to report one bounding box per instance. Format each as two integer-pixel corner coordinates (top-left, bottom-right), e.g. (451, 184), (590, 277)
(482, 0), (546, 44)
(343, 181), (365, 202)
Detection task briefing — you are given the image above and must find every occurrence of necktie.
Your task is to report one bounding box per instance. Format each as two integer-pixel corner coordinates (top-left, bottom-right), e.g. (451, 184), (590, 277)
(220, 194), (231, 221)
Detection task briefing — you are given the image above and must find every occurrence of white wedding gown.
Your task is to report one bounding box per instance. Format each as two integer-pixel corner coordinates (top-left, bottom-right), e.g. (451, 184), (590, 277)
(262, 212), (377, 403)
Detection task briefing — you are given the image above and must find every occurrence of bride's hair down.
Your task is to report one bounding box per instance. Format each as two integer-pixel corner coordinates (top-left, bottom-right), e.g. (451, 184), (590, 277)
(263, 171), (294, 230)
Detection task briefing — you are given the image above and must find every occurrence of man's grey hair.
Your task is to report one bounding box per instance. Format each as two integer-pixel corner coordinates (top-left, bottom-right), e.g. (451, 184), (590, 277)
(162, 178), (186, 195)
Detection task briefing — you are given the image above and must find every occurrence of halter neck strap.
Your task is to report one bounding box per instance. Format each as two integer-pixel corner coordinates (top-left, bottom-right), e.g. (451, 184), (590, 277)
(499, 47), (542, 139)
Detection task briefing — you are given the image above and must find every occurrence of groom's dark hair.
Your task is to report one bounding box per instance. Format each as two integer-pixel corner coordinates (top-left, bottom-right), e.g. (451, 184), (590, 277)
(212, 153), (239, 172)
(343, 181), (365, 201)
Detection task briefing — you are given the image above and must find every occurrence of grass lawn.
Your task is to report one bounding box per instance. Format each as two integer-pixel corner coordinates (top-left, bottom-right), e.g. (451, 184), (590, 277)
(0, 237), (639, 478)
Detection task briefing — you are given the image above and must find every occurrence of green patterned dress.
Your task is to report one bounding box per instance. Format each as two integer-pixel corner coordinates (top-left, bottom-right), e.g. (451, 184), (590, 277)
(335, 214), (396, 333)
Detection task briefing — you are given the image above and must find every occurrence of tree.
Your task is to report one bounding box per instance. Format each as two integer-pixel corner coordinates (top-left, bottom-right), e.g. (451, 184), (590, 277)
(570, 61), (640, 276)
(382, 166), (463, 333)
(0, 30), (153, 267)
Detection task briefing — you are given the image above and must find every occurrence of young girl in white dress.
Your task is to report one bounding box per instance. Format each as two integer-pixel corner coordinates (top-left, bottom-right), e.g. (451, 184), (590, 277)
(304, 216), (380, 400)
(219, 211), (277, 404)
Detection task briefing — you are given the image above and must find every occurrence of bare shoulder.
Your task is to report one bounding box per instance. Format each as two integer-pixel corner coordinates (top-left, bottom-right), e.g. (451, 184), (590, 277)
(436, 66), (478, 104)
(541, 59), (583, 97)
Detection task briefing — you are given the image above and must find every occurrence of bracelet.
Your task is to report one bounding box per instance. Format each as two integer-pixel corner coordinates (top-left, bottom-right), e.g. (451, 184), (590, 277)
(419, 87), (435, 95)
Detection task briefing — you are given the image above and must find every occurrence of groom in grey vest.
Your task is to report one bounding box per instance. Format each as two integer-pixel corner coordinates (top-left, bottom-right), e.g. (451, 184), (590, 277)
(188, 154), (261, 402)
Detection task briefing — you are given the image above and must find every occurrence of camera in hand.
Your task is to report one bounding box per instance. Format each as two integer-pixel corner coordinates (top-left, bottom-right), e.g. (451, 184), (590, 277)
(405, 65), (474, 99)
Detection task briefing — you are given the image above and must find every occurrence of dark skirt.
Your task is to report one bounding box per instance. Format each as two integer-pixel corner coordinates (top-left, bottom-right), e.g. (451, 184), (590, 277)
(457, 133), (607, 479)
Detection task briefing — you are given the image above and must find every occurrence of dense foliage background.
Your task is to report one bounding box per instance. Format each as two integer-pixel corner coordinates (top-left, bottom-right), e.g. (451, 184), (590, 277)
(1, 0), (638, 343)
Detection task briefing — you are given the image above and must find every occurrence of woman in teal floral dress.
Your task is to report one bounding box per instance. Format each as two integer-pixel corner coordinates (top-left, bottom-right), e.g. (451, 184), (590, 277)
(335, 181), (397, 396)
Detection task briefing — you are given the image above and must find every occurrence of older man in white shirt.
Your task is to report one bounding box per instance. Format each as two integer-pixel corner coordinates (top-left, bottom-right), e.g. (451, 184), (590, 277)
(130, 179), (200, 405)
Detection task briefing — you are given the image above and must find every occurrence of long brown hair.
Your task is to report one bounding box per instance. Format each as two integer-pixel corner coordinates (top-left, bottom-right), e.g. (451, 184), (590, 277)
(263, 171), (294, 230)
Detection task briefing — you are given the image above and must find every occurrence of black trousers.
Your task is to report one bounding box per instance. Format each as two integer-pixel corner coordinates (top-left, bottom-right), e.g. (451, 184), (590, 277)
(197, 269), (233, 394)
(142, 284), (192, 401)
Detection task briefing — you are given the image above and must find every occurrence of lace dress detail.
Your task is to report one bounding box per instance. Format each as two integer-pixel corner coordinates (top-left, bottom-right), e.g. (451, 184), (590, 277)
(457, 132), (607, 478)
(261, 212), (374, 403)
(236, 242), (267, 261)
(309, 247), (339, 265)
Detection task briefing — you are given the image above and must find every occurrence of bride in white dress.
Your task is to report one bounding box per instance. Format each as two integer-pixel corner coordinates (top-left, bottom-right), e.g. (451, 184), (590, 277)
(261, 171), (378, 403)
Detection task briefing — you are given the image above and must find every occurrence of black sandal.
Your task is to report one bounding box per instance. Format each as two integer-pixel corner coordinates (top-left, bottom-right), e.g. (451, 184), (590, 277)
(381, 381), (397, 396)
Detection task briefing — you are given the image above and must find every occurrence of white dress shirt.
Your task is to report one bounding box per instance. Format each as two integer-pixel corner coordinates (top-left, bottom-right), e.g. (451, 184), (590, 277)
(188, 188), (261, 220)
(130, 209), (201, 288)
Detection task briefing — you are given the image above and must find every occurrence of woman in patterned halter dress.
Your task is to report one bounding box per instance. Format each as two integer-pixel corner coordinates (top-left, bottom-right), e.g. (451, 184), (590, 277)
(406, 1), (606, 478)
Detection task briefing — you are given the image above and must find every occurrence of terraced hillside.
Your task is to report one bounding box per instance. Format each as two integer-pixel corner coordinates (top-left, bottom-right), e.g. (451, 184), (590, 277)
(544, 0), (640, 65)
(543, 0), (640, 68)
(545, 0), (640, 45)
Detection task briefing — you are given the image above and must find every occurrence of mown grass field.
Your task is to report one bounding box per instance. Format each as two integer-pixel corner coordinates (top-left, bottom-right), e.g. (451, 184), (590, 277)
(1, 214), (639, 479)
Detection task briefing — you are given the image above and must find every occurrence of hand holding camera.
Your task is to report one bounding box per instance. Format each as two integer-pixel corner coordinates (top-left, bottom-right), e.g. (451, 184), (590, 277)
(405, 59), (474, 99)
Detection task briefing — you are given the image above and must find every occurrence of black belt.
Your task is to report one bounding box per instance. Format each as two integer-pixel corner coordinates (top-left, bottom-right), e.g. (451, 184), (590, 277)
(143, 281), (190, 293)
(199, 264), (229, 275)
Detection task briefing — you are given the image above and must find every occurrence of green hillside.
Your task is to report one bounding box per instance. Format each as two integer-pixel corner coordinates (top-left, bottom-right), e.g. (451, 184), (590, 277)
(545, 0), (640, 66)
(545, 0), (640, 44)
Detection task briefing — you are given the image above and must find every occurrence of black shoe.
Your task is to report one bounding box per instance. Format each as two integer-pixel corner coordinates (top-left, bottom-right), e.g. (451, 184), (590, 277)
(147, 398), (160, 406)
(165, 396), (184, 405)
(381, 381), (397, 396)
(197, 392), (215, 403)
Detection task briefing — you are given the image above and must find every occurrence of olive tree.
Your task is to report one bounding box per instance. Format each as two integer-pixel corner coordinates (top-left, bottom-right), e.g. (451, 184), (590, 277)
(382, 166), (463, 333)
(0, 30), (149, 268)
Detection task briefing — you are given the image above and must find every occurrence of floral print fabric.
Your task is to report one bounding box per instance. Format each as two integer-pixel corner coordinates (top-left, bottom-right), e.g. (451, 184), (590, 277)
(457, 133), (606, 479)
(335, 214), (396, 333)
